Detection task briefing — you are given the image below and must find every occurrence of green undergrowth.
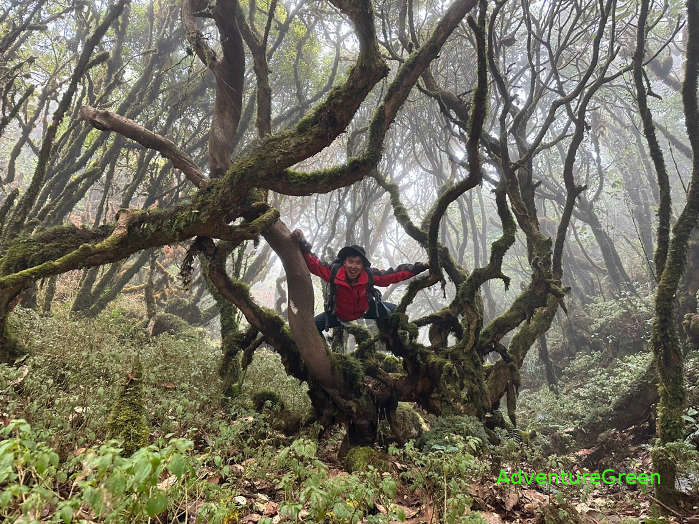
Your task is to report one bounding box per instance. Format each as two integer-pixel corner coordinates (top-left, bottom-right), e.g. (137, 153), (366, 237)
(242, 348), (311, 418)
(0, 415), (498, 523)
(519, 346), (699, 441)
(0, 304), (310, 460)
(0, 419), (243, 523)
(517, 351), (653, 434)
(418, 415), (490, 454)
(390, 443), (484, 522)
(1, 305), (224, 457)
(0, 418), (495, 523)
(585, 292), (654, 355)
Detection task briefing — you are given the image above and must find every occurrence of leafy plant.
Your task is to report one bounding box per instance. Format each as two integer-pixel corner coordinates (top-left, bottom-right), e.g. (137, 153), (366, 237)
(0, 419), (242, 523)
(273, 438), (404, 523)
(391, 440), (485, 523)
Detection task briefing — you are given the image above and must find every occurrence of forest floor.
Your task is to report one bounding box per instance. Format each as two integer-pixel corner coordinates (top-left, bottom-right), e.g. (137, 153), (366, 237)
(215, 421), (692, 524)
(1, 292), (698, 523)
(217, 424), (688, 524)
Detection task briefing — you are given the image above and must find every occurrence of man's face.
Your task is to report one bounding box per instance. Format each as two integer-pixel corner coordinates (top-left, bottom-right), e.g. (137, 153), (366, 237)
(343, 255), (364, 279)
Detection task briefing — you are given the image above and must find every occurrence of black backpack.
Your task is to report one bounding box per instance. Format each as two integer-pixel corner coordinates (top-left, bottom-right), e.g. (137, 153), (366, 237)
(323, 261), (383, 326)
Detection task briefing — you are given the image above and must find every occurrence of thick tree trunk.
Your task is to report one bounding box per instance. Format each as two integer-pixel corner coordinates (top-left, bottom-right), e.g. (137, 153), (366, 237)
(645, 0), (699, 509)
(263, 221), (334, 388)
(199, 246), (246, 398)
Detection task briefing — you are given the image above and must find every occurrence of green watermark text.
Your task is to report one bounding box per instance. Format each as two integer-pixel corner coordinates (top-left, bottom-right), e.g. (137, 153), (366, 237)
(496, 468), (660, 486)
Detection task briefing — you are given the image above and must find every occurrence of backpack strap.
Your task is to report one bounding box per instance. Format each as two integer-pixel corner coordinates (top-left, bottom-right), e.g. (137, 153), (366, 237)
(323, 262), (343, 331)
(325, 261), (342, 315)
(366, 268), (383, 308)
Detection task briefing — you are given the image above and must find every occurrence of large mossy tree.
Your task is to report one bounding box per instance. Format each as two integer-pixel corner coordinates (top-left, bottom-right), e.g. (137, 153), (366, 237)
(632, 0), (699, 508)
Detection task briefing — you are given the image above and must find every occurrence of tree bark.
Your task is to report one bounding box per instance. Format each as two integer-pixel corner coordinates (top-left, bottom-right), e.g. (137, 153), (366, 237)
(647, 0), (699, 507)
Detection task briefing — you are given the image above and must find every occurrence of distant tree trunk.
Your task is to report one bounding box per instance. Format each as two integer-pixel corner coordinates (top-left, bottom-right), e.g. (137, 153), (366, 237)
(19, 282), (38, 310)
(83, 251), (151, 317)
(537, 335), (557, 392)
(71, 267), (100, 313)
(41, 276), (56, 314)
(144, 257), (156, 320)
(577, 199), (633, 290)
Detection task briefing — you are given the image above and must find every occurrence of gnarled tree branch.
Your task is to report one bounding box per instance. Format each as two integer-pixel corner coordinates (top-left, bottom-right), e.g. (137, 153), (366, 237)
(80, 106), (208, 188)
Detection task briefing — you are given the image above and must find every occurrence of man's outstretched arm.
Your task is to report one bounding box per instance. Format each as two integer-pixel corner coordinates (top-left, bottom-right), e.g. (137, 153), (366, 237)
(291, 229), (332, 282)
(372, 261), (429, 286)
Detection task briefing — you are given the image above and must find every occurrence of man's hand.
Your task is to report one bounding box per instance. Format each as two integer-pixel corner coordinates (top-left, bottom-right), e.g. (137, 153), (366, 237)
(291, 229), (306, 244)
(414, 262), (430, 273)
(291, 229), (311, 253)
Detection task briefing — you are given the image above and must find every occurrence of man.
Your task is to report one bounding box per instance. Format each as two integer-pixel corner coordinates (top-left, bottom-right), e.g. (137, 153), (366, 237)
(291, 229), (429, 333)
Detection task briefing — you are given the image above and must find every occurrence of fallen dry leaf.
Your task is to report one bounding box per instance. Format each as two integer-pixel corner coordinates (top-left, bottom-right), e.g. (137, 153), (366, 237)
(186, 500), (204, 522)
(504, 488), (519, 512)
(392, 504), (418, 519)
(420, 504), (434, 523)
(522, 489), (548, 513)
(469, 482), (490, 500)
(521, 489), (547, 504)
(263, 501), (279, 516)
(480, 512), (505, 524)
(158, 475), (177, 490)
(10, 365), (29, 386)
(399, 499), (434, 524)
(241, 514), (262, 523)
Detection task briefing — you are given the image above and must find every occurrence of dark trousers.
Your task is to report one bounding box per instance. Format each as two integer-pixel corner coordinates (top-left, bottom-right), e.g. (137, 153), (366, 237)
(315, 301), (397, 333)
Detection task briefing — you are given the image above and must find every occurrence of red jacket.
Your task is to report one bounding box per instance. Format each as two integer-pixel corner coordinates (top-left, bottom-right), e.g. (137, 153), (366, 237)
(303, 252), (427, 321)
